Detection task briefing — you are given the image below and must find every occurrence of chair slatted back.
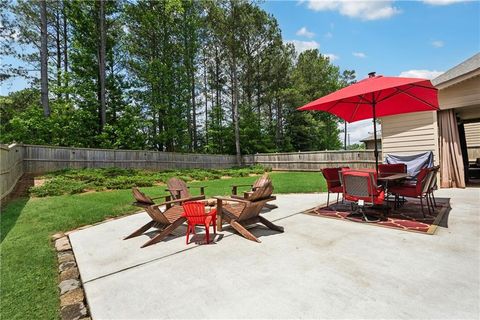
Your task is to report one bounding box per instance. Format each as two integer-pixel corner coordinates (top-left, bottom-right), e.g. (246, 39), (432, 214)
(252, 173), (271, 190)
(234, 200), (264, 221)
(248, 180), (274, 202)
(132, 187), (154, 205)
(167, 178), (190, 200)
(182, 201), (208, 224)
(236, 182), (274, 221)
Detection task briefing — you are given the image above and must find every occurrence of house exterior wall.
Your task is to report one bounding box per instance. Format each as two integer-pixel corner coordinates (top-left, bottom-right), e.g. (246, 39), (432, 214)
(380, 75), (480, 167)
(437, 74), (480, 110)
(380, 111), (439, 165)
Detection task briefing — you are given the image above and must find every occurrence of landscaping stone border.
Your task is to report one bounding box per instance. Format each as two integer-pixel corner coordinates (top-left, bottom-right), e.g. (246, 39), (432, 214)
(53, 232), (90, 320)
(52, 214), (137, 320)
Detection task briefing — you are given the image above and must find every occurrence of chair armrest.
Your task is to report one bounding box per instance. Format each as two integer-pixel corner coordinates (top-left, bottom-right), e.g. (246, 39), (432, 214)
(187, 185), (207, 195)
(153, 196), (200, 208)
(213, 196), (250, 204)
(231, 184), (253, 195)
(150, 195), (171, 202)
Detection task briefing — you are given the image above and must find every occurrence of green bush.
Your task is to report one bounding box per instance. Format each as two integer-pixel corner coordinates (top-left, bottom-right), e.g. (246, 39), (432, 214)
(29, 165), (269, 197)
(30, 177), (89, 197)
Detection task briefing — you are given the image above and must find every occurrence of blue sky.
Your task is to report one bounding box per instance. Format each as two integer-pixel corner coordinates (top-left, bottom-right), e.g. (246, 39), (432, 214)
(261, 0), (480, 143)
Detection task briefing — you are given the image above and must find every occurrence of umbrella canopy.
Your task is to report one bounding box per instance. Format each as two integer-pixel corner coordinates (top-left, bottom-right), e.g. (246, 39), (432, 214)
(297, 73), (439, 172)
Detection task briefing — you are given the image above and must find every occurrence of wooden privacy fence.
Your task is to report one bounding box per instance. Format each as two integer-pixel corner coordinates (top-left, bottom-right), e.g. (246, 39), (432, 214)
(243, 150), (376, 171)
(0, 144), (24, 202)
(22, 144), (238, 173)
(0, 144), (375, 202)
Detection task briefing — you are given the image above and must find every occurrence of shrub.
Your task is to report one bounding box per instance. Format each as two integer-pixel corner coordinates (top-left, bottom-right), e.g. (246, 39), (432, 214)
(28, 165), (269, 197)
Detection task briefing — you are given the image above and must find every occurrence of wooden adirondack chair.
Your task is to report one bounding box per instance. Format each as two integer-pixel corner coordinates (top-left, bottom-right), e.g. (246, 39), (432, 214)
(131, 187), (171, 208)
(231, 173), (278, 209)
(214, 182), (284, 243)
(125, 196), (191, 248)
(166, 177), (206, 202)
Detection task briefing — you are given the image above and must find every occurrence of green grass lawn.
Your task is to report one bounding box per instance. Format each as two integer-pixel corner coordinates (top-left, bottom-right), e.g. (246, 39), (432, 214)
(0, 171), (325, 319)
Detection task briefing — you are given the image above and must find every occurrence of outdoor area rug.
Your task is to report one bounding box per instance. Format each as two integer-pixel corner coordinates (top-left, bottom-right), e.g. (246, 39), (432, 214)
(304, 197), (450, 235)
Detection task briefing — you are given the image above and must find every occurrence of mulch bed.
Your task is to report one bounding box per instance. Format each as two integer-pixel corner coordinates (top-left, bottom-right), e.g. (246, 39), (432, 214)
(303, 197), (450, 235)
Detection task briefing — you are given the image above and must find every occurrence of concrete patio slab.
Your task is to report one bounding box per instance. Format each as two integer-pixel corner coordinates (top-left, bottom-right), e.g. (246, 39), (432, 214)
(69, 189), (480, 319)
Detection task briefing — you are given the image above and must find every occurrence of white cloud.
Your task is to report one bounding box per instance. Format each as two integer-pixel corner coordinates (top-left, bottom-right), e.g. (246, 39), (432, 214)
(287, 40), (320, 53)
(399, 69), (444, 79)
(296, 27), (315, 38)
(324, 53), (339, 61)
(423, 0), (470, 5)
(431, 40), (444, 48)
(324, 31), (333, 38)
(305, 0), (400, 20)
(353, 52), (367, 58)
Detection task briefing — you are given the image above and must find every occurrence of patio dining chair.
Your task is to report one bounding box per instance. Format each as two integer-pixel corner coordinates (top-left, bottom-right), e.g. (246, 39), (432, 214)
(166, 177), (206, 203)
(389, 167), (432, 217)
(321, 167), (349, 207)
(342, 170), (386, 222)
(182, 201), (217, 245)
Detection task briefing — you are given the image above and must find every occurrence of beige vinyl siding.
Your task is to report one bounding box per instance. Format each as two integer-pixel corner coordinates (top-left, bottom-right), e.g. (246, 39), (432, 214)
(438, 75), (480, 110)
(380, 111), (439, 164)
(465, 122), (480, 147)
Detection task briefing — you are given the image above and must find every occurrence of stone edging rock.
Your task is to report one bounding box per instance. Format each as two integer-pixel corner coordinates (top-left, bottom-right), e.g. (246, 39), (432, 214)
(52, 233), (90, 320)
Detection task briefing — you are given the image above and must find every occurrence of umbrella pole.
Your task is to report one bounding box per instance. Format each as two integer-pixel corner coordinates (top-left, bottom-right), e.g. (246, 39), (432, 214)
(372, 101), (379, 174)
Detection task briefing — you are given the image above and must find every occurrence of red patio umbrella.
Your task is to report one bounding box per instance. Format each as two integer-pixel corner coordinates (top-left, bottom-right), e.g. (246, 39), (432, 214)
(297, 72), (439, 173)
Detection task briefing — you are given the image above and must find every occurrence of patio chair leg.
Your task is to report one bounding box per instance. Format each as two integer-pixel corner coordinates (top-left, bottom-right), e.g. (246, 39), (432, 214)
(258, 215), (284, 233)
(420, 197), (426, 218)
(230, 220), (261, 243)
(327, 192), (330, 207)
(425, 195), (432, 216)
(336, 193), (340, 204)
(124, 220), (156, 240)
(141, 217), (186, 248)
(205, 223), (210, 244)
(431, 192), (437, 207)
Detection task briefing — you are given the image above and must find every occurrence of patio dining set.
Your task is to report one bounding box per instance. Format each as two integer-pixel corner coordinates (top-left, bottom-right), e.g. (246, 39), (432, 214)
(322, 164), (440, 222)
(125, 174), (283, 247)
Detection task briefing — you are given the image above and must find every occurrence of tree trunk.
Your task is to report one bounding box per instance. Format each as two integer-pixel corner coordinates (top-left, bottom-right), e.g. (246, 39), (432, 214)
(55, 0), (61, 95)
(230, 1), (241, 166)
(40, 0), (50, 117)
(191, 68), (197, 151)
(62, 0), (68, 100)
(232, 60), (241, 166)
(97, 0), (106, 132)
(203, 52), (208, 147)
